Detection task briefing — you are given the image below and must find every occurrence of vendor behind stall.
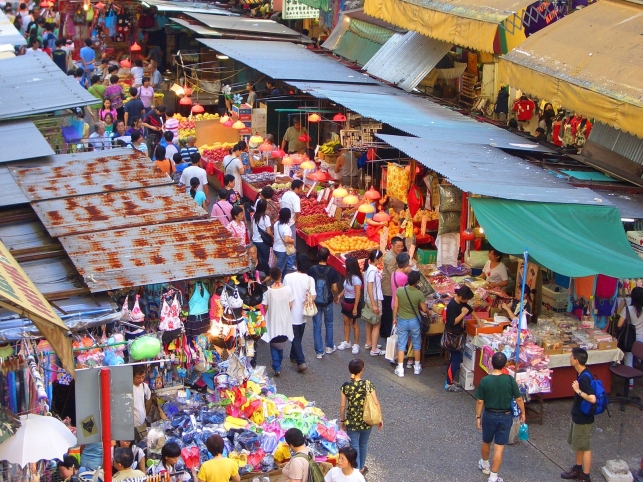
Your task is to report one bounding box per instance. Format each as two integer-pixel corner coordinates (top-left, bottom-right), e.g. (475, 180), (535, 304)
(335, 146), (359, 189)
(501, 286), (534, 324)
(281, 118), (308, 154)
(480, 249), (509, 292)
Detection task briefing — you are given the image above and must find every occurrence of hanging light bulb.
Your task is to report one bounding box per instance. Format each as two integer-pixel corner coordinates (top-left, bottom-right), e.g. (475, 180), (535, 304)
(179, 96), (193, 106)
(223, 119), (233, 127)
(220, 114), (229, 124)
(358, 203), (376, 214)
(259, 142), (273, 152)
(300, 160), (316, 170)
(333, 113), (347, 122)
(271, 148), (286, 158)
(232, 120), (245, 129)
(332, 186), (348, 198)
(343, 194), (359, 205)
(364, 186), (381, 200)
(183, 85), (193, 97)
(282, 156), (295, 166)
(130, 42), (142, 52)
(249, 135), (264, 145)
(373, 212), (391, 223)
(191, 103), (204, 114)
(308, 113), (321, 123)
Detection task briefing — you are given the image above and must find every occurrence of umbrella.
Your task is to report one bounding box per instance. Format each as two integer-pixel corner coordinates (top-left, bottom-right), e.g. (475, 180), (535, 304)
(0, 414), (77, 467)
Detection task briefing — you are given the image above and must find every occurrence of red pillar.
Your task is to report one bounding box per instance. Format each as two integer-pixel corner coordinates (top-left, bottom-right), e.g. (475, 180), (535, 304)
(100, 368), (112, 482)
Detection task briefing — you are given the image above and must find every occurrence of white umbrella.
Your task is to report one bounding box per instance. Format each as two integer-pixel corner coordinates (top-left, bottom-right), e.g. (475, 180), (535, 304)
(0, 414), (77, 467)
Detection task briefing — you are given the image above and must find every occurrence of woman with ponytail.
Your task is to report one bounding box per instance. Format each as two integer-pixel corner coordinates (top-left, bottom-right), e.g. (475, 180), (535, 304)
(362, 249), (385, 356)
(189, 177), (206, 210)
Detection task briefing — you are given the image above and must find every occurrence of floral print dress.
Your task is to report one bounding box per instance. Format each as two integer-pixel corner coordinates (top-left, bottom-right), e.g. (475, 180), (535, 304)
(341, 379), (374, 431)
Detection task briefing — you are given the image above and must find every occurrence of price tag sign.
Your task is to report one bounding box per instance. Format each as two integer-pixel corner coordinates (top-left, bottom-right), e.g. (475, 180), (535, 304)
(329, 203), (338, 217)
(307, 182), (317, 197)
(316, 189), (324, 202)
(350, 210), (359, 228)
(323, 188), (331, 202)
(421, 215), (428, 235)
(380, 227), (388, 253)
(325, 196), (334, 214)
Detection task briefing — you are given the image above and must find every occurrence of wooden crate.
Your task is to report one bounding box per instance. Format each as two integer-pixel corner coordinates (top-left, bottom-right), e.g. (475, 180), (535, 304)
(240, 468), (282, 480)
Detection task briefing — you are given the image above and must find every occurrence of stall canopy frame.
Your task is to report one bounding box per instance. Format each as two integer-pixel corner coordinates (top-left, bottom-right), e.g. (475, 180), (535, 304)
(469, 198), (643, 278)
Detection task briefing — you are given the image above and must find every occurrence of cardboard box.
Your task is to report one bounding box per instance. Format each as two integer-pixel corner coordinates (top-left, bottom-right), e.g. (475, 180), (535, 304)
(462, 343), (476, 371)
(232, 103), (252, 120)
(466, 319), (510, 337)
(598, 341), (617, 350)
(459, 365), (475, 390)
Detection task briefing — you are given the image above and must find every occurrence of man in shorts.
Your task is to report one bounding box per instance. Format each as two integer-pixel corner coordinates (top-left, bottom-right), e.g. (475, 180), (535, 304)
(561, 347), (596, 481)
(475, 352), (525, 482)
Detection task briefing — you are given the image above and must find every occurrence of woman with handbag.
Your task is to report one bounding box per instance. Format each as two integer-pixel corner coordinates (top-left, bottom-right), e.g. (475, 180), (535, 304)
(262, 267), (294, 377)
(338, 257), (364, 355)
(392, 271), (429, 377)
(362, 249), (385, 356)
(339, 359), (383, 474)
(444, 286), (474, 392)
(251, 198), (273, 268)
(273, 208), (296, 274)
(617, 286), (643, 387)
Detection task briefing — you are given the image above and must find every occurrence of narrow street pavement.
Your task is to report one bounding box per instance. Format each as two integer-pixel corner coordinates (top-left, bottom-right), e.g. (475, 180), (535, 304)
(255, 305), (643, 482)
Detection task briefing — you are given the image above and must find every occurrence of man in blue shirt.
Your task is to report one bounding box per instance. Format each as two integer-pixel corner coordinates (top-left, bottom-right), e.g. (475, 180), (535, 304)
(79, 38), (95, 82)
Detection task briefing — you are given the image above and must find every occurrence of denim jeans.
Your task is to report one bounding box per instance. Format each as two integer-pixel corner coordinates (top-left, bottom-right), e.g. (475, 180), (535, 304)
(346, 428), (372, 470)
(396, 317), (421, 352)
(289, 323), (306, 364)
(446, 349), (463, 385)
(275, 250), (296, 274)
(255, 241), (270, 269)
(312, 304), (334, 354)
(270, 345), (283, 372)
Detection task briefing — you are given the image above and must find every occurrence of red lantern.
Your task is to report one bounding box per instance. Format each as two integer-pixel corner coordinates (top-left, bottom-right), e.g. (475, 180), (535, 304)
(191, 103), (204, 114)
(179, 96), (193, 106)
(333, 113), (347, 122)
(271, 148), (286, 158)
(462, 229), (475, 241)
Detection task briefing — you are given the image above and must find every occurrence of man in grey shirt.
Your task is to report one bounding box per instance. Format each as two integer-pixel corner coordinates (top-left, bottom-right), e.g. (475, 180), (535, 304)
(334, 146), (359, 188)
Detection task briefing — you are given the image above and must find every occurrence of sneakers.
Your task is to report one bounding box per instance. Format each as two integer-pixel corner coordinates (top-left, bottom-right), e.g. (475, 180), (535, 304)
(394, 366), (404, 378)
(326, 345), (337, 354)
(351, 344), (359, 354)
(478, 459), (490, 476)
(561, 465), (583, 480)
(273, 370), (280, 377)
(365, 344), (381, 350)
(489, 478), (503, 482)
(296, 363), (307, 373)
(370, 350), (385, 356)
(444, 382), (463, 392)
(414, 364), (422, 375)
(316, 353), (324, 359)
(337, 341), (351, 350)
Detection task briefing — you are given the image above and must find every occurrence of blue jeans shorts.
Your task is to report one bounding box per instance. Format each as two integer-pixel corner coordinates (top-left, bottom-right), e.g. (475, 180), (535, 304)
(481, 410), (513, 445)
(397, 317), (421, 352)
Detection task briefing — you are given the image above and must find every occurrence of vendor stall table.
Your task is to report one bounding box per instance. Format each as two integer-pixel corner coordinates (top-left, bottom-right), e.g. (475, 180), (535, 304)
(470, 336), (622, 399)
(205, 162), (261, 201)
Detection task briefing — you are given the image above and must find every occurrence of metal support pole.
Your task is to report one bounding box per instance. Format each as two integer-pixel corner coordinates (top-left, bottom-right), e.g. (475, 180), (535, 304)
(515, 249), (529, 366)
(100, 368), (112, 482)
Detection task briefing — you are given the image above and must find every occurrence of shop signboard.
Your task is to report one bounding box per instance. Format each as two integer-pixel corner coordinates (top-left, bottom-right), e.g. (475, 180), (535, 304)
(280, 0), (319, 20)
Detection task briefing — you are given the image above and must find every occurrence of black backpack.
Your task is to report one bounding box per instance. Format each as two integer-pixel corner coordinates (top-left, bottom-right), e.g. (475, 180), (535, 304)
(312, 265), (332, 306)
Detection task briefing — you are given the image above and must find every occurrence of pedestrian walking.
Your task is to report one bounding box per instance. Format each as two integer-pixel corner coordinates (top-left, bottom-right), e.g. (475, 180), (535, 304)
(251, 198), (273, 268)
(392, 270), (428, 377)
(284, 254), (316, 373)
(262, 267), (294, 377)
(338, 257), (363, 355)
(380, 236), (405, 339)
(339, 359), (383, 474)
(561, 348), (596, 482)
(444, 286), (475, 392)
(308, 247), (340, 359)
(475, 352), (526, 482)
(273, 208), (296, 274)
(362, 249), (384, 356)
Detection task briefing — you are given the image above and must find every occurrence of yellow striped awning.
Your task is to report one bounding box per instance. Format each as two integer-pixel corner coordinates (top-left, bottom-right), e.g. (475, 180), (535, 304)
(499, 0), (643, 139)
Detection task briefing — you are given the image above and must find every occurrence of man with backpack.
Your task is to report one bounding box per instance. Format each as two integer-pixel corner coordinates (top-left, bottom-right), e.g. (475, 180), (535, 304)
(282, 428), (326, 482)
(308, 247), (340, 359)
(562, 347), (598, 482)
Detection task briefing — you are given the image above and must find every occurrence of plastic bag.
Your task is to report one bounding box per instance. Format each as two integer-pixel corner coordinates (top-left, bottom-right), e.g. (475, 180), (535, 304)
(336, 430), (351, 449)
(438, 185), (463, 212)
(437, 211), (461, 235)
(518, 423), (529, 441)
(235, 429), (261, 451)
(260, 432), (279, 453)
(130, 335), (161, 360)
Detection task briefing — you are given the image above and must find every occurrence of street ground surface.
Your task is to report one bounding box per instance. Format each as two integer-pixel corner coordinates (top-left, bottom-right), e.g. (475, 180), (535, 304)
(255, 304), (643, 482)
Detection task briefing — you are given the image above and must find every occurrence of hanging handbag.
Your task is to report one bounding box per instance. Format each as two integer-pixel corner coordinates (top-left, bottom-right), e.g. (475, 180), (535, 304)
(257, 222), (273, 247)
(617, 306), (637, 352)
(303, 278), (318, 317)
(403, 287), (430, 335)
(385, 326), (398, 362)
(362, 380), (382, 426)
(277, 225), (295, 255)
(440, 330), (465, 351)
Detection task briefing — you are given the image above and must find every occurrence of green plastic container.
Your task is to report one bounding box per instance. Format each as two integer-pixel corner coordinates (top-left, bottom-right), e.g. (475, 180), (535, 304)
(417, 248), (437, 264)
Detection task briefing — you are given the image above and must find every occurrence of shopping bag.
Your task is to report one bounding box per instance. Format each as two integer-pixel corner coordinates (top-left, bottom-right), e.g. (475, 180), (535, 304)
(385, 327), (397, 362)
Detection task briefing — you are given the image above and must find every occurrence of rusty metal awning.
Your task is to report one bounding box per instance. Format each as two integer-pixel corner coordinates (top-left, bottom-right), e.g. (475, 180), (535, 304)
(10, 149), (174, 201)
(32, 184), (208, 237)
(59, 219), (250, 292)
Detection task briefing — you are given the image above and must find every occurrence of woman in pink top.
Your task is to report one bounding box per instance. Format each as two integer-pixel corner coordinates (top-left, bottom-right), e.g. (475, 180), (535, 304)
(164, 108), (179, 140)
(390, 252), (411, 308)
(97, 99), (117, 121)
(138, 77), (155, 110)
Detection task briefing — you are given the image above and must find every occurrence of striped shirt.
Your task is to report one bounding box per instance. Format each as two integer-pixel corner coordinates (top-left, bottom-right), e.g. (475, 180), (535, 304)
(180, 146), (199, 163)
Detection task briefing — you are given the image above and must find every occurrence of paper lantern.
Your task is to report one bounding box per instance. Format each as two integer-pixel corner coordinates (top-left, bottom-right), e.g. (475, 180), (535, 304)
(364, 186), (381, 200)
(333, 113), (347, 122)
(373, 212), (390, 223)
(223, 119), (233, 127)
(300, 160), (316, 170)
(308, 113), (321, 123)
(131, 42), (142, 52)
(271, 148), (286, 158)
(120, 59), (131, 68)
(232, 120), (245, 129)
(358, 203), (376, 214)
(343, 194), (359, 205)
(219, 114), (229, 124)
(462, 229), (475, 241)
(259, 142), (273, 152)
(249, 135), (263, 145)
(282, 156), (295, 166)
(332, 187), (348, 198)
(183, 86), (193, 97)
(179, 96), (193, 106)
(191, 103), (204, 114)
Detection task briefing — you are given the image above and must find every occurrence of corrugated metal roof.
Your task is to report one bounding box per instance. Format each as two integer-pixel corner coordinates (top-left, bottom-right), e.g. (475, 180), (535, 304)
(334, 31), (384, 66)
(170, 18), (222, 36)
(0, 11), (26, 46)
(188, 12), (302, 37)
(197, 39), (378, 84)
(33, 184), (208, 237)
(0, 120), (54, 163)
(377, 134), (609, 205)
(0, 165), (29, 207)
(290, 81), (551, 152)
(20, 256), (85, 297)
(363, 32), (451, 92)
(0, 55), (97, 119)
(588, 121), (643, 167)
(141, 0), (233, 15)
(60, 219), (250, 292)
(10, 149), (174, 201)
(0, 209), (54, 251)
(592, 190), (643, 220)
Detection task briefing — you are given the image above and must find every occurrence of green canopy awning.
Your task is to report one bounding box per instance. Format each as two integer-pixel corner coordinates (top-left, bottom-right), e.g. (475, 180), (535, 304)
(469, 198), (643, 278)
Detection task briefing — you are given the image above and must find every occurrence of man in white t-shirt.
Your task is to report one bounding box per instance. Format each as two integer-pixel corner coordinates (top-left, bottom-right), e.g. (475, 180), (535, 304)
(279, 179), (303, 238)
(132, 366), (151, 442)
(179, 152), (210, 206)
(284, 254), (316, 373)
